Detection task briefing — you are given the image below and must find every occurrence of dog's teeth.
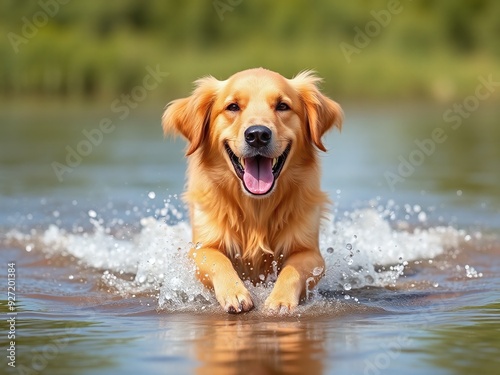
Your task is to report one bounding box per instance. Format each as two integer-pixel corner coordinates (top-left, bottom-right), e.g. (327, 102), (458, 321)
(240, 158), (245, 168)
(273, 158), (278, 167)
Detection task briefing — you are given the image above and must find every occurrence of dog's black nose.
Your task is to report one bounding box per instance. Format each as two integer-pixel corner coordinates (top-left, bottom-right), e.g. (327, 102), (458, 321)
(244, 125), (272, 148)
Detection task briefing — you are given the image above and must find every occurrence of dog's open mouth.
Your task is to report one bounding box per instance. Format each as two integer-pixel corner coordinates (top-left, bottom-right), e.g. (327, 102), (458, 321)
(225, 142), (291, 195)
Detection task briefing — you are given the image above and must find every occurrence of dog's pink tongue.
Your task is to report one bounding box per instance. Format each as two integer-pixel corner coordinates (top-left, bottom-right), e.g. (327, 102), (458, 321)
(243, 157), (274, 195)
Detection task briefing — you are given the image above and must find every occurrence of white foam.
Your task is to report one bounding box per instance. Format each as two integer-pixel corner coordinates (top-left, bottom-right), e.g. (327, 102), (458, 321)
(319, 208), (463, 291)
(5, 204), (466, 312)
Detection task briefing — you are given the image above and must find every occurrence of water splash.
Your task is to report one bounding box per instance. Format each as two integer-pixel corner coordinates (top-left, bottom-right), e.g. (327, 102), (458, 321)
(319, 208), (464, 291)
(4, 200), (468, 312)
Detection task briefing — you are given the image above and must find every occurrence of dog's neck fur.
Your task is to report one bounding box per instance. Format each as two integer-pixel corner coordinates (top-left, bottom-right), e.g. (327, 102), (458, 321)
(185, 150), (328, 282)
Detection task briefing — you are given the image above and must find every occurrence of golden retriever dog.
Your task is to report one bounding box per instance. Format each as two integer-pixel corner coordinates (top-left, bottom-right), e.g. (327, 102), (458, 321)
(162, 68), (342, 313)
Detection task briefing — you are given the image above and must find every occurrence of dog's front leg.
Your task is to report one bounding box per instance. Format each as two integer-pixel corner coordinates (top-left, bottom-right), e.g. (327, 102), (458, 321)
(264, 250), (325, 313)
(189, 247), (254, 313)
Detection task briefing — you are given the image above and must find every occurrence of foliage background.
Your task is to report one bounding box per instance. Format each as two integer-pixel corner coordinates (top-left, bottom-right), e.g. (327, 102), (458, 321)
(1, 0), (500, 102)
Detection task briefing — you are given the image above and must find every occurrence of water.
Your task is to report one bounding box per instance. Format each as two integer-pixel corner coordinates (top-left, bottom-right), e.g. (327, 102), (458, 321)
(1, 102), (499, 374)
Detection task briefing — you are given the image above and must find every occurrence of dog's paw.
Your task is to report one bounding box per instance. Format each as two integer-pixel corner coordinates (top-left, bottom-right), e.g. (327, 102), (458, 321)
(214, 282), (254, 314)
(264, 292), (299, 314)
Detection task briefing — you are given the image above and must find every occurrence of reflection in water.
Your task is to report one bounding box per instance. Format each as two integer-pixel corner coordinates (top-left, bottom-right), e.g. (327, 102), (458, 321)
(159, 317), (326, 375)
(196, 320), (325, 375)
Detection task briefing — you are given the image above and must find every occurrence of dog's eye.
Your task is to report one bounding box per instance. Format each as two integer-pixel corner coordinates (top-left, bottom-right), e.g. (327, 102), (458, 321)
(226, 103), (240, 112)
(276, 102), (290, 111)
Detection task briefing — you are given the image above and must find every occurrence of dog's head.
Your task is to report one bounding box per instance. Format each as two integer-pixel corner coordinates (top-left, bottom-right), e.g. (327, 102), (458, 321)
(163, 68), (342, 197)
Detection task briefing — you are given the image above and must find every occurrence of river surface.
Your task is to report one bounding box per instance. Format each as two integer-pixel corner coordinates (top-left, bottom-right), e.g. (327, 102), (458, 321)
(1, 101), (499, 375)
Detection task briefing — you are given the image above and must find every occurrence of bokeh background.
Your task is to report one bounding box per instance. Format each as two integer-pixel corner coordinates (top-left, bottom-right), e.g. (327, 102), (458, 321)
(2, 0), (500, 101)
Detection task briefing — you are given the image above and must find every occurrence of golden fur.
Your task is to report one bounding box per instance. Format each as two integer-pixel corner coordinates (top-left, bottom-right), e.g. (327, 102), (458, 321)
(162, 68), (342, 313)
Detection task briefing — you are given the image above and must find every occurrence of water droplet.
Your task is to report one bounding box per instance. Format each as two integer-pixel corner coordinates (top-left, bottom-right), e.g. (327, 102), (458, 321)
(464, 234), (471, 242)
(418, 211), (427, 222)
(457, 190), (463, 196)
(68, 275), (74, 280)
(365, 275), (374, 283)
(344, 294), (351, 300)
(259, 274), (265, 281)
(88, 210), (97, 218)
(53, 210), (60, 218)
(195, 242), (202, 250)
(346, 243), (352, 250)
(148, 191), (156, 199)
(347, 258), (353, 265)
(343, 283), (352, 291)
(326, 247), (334, 254)
(312, 267), (324, 276)
(138, 275), (146, 283)
(25, 244), (33, 252)
(432, 282), (439, 288)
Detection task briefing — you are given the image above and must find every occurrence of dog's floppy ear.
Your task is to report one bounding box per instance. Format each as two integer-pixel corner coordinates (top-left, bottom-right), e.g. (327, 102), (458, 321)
(162, 76), (220, 155)
(291, 71), (343, 152)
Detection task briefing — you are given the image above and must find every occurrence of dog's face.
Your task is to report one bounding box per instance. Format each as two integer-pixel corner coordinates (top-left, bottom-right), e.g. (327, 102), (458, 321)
(163, 68), (342, 197)
(215, 70), (302, 196)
